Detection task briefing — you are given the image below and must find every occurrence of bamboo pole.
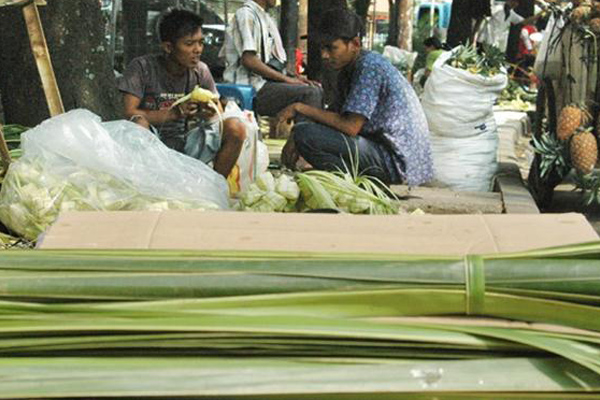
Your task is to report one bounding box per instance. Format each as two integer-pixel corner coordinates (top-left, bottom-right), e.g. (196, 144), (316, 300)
(22, 1), (64, 117)
(0, 124), (11, 176)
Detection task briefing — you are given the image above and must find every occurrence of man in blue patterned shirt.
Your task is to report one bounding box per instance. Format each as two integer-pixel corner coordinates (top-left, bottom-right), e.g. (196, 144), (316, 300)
(278, 8), (433, 186)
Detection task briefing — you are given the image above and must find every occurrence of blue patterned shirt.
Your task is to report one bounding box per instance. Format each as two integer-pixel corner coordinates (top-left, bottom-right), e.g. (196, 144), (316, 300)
(342, 51), (433, 186)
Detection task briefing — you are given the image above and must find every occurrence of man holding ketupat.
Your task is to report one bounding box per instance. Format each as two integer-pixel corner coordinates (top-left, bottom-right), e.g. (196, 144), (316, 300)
(118, 9), (247, 179)
(278, 8), (433, 186)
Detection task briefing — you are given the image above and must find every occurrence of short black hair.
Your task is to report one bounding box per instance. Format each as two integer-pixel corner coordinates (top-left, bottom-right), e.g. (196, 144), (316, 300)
(159, 8), (204, 43)
(424, 37), (442, 49)
(319, 8), (363, 44)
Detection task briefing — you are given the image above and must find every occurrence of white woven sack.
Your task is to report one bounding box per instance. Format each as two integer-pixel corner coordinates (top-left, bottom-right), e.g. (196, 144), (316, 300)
(422, 49), (507, 138)
(430, 115), (498, 192)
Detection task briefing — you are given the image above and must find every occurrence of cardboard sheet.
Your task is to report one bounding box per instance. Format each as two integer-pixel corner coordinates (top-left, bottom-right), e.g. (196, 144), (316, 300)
(39, 211), (599, 255)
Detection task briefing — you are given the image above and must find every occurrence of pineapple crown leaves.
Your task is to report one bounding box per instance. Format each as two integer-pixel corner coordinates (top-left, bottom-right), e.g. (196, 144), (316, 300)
(571, 126), (595, 136)
(573, 170), (600, 205)
(446, 43), (505, 77)
(531, 133), (571, 178)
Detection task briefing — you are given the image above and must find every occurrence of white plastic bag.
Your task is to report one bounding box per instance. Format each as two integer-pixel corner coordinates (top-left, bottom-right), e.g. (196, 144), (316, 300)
(382, 45), (418, 70)
(430, 116), (498, 192)
(422, 50), (507, 138)
(218, 102), (269, 195)
(0, 109), (230, 240)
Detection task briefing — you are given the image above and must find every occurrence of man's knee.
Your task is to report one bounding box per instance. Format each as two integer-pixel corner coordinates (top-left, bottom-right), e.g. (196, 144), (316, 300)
(299, 86), (323, 108)
(223, 118), (246, 143)
(293, 122), (319, 153)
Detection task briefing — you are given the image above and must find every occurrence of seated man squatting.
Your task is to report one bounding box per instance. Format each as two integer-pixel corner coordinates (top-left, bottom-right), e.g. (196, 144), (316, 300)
(278, 8), (433, 187)
(118, 8), (246, 179)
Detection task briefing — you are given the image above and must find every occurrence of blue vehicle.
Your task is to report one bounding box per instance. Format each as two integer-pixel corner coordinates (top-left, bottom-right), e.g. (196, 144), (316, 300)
(415, 1), (452, 39)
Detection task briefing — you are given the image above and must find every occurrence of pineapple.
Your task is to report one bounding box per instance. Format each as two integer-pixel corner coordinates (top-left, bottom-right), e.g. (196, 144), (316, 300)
(590, 17), (600, 33)
(570, 128), (598, 175)
(557, 105), (590, 140)
(571, 4), (592, 23)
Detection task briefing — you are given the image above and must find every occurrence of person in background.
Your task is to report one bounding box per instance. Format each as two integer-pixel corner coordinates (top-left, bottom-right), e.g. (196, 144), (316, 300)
(516, 23), (539, 88)
(219, 0), (322, 118)
(422, 36), (444, 84)
(477, 0), (542, 53)
(277, 8), (433, 187)
(118, 8), (246, 179)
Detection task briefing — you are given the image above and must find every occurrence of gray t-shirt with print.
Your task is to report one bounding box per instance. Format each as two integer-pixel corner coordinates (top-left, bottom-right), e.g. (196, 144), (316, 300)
(118, 54), (218, 149)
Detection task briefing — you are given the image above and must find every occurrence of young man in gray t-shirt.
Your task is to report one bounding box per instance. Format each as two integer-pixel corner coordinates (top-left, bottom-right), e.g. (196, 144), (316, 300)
(118, 9), (246, 179)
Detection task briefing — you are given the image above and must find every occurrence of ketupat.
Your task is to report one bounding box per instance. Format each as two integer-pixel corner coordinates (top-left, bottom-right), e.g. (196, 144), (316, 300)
(0, 159), (217, 241)
(171, 85), (219, 108)
(239, 171), (299, 212)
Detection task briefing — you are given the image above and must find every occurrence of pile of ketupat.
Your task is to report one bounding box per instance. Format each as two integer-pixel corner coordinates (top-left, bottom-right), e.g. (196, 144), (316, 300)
(0, 242), (600, 398)
(237, 166), (404, 215)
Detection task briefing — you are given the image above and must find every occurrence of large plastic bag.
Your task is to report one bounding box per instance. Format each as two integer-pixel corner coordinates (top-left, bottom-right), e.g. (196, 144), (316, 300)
(382, 45), (418, 70)
(421, 50), (507, 138)
(430, 117), (498, 192)
(0, 109), (230, 240)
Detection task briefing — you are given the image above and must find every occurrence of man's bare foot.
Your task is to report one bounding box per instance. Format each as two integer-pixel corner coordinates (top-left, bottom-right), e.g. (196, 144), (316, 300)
(295, 157), (313, 171)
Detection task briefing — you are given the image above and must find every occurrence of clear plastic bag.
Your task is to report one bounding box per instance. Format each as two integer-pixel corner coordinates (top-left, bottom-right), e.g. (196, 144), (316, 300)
(220, 103), (269, 196)
(0, 109), (230, 240)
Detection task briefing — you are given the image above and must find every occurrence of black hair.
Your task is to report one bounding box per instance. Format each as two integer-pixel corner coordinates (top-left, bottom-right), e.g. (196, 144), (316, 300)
(424, 37), (442, 49)
(158, 8), (204, 43)
(319, 8), (364, 43)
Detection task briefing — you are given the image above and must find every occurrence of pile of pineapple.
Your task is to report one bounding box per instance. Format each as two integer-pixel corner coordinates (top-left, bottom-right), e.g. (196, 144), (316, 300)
(569, 0), (600, 33)
(532, 103), (598, 185)
(557, 104), (598, 175)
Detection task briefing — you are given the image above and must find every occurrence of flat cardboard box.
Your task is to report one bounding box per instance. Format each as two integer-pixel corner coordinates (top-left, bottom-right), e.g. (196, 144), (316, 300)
(39, 211), (599, 255)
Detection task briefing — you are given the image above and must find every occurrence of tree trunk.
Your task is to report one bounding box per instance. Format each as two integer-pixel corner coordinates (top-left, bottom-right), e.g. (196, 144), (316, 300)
(280, 0), (299, 73)
(398, 0), (413, 50)
(307, 0), (347, 108)
(122, 0), (149, 66)
(352, 0), (371, 29)
(299, 0), (308, 55)
(447, 0), (490, 48)
(386, 0), (399, 47)
(0, 1), (121, 126)
(307, 0), (346, 81)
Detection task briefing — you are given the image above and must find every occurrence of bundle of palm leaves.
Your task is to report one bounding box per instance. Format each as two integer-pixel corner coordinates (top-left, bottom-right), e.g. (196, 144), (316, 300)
(1, 243), (600, 398)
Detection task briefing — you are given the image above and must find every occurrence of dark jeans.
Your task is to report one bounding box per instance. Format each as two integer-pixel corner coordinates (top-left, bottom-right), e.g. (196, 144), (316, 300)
(293, 121), (395, 183)
(255, 82), (323, 119)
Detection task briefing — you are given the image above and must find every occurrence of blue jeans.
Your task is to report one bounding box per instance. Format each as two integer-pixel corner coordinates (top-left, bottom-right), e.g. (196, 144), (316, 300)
(293, 122), (396, 183)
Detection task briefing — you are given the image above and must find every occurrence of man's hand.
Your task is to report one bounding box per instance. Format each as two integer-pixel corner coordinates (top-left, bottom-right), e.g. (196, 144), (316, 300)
(197, 101), (218, 120)
(296, 75), (322, 87)
(277, 103), (299, 123)
(284, 76), (308, 86)
(174, 101), (199, 120)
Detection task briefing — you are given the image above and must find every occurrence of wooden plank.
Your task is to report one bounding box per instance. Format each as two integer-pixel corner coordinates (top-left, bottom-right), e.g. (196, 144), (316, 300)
(22, 2), (64, 116)
(0, 0), (28, 8)
(495, 162), (539, 214)
(390, 185), (503, 214)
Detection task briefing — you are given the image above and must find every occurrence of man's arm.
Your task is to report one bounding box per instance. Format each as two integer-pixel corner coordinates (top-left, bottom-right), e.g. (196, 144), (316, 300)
(123, 93), (185, 126)
(241, 51), (305, 85)
(280, 102), (366, 137)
